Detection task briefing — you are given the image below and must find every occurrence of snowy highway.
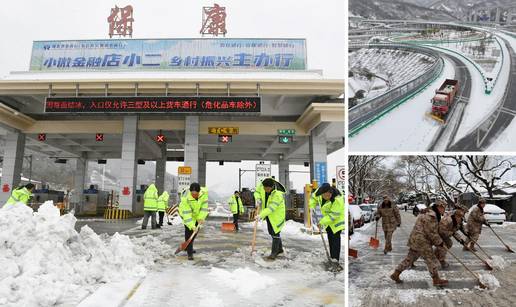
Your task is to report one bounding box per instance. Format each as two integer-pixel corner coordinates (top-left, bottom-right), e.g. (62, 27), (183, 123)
(349, 211), (516, 306)
(450, 33), (516, 151)
(427, 53), (472, 151)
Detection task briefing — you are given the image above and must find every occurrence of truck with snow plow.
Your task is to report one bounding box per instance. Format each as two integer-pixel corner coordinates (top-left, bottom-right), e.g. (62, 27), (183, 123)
(430, 79), (459, 123)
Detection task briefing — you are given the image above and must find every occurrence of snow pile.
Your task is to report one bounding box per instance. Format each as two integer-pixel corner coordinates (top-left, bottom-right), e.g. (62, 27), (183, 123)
(486, 255), (508, 270)
(349, 232), (369, 248)
(0, 201), (169, 307)
(209, 203), (232, 218)
(208, 267), (276, 297)
(263, 220), (319, 241)
(478, 273), (500, 290)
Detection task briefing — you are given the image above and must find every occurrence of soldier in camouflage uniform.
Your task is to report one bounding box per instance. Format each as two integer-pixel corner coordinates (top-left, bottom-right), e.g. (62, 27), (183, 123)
(375, 196), (401, 255)
(464, 198), (487, 252)
(390, 201), (448, 286)
(435, 206), (466, 268)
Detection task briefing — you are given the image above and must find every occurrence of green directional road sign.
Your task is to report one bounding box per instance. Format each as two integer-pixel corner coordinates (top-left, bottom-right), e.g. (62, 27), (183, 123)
(278, 135), (293, 144)
(277, 129), (296, 135)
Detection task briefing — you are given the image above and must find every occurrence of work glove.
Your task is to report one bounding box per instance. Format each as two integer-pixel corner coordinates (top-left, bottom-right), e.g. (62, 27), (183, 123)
(375, 216), (380, 221)
(438, 242), (445, 248)
(397, 223), (401, 227)
(197, 219), (205, 225)
(255, 200), (262, 208)
(484, 221), (490, 227)
(458, 238), (465, 245)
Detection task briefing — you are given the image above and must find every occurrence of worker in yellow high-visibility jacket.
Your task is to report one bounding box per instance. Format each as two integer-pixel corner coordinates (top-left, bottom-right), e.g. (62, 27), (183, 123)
(228, 191), (244, 231)
(178, 183), (209, 260)
(6, 183), (35, 205)
(309, 183), (345, 262)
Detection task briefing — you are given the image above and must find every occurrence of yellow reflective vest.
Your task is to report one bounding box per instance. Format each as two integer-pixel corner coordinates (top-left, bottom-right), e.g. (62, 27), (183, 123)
(143, 184), (159, 212)
(157, 191), (169, 212)
(254, 178), (286, 234)
(6, 187), (32, 205)
(179, 187), (209, 230)
(309, 187), (345, 233)
(228, 194), (244, 214)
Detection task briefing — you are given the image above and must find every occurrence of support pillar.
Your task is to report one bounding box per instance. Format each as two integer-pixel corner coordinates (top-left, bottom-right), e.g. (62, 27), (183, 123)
(71, 157), (86, 212)
(185, 116), (199, 183)
(198, 156), (206, 187)
(495, 8), (501, 24)
(155, 145), (166, 194)
(309, 125), (328, 186)
(119, 116), (139, 213)
(278, 160), (290, 192)
(0, 131), (25, 206)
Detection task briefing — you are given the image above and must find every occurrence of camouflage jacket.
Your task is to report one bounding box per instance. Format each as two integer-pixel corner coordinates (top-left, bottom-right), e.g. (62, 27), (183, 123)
(408, 209), (443, 251)
(438, 214), (464, 242)
(376, 202), (401, 232)
(466, 205), (486, 234)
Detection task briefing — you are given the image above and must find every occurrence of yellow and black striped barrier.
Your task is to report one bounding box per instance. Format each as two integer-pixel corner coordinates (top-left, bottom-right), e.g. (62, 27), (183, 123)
(104, 208), (132, 220)
(166, 205), (178, 216)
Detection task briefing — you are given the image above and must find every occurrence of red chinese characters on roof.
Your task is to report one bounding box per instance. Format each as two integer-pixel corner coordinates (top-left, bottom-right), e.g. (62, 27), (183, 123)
(200, 4), (227, 37)
(108, 5), (134, 38)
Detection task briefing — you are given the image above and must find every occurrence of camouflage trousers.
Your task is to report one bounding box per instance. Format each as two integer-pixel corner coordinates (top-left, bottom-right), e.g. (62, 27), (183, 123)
(384, 230), (394, 252)
(434, 237), (453, 262)
(465, 230), (481, 245)
(396, 247), (440, 276)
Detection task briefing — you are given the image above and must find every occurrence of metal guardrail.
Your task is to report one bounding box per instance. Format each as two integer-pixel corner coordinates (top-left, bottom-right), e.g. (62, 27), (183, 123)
(349, 43), (444, 136)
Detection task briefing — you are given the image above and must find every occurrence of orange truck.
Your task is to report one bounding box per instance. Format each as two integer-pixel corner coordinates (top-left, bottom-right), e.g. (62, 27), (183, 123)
(431, 79), (459, 120)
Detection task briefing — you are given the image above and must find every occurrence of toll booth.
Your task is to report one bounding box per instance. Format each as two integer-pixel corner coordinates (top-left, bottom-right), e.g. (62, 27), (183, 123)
(79, 185), (110, 216)
(134, 185), (148, 216)
(287, 190), (305, 222)
(30, 185), (65, 211)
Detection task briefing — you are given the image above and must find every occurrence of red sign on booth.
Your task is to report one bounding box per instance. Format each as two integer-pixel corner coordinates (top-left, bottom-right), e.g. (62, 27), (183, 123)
(122, 186), (131, 195)
(38, 134), (46, 141)
(96, 133), (104, 142)
(156, 134), (166, 143)
(2, 184), (10, 193)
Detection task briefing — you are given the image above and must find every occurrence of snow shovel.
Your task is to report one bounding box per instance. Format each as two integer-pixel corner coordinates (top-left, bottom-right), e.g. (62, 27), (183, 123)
(175, 225), (201, 255)
(369, 221), (380, 249)
(221, 216), (236, 232)
(250, 208), (260, 256)
(446, 246), (487, 289)
(313, 209), (345, 271)
(487, 224), (515, 253)
(460, 228), (493, 259)
(348, 248), (358, 258)
(455, 238), (493, 270)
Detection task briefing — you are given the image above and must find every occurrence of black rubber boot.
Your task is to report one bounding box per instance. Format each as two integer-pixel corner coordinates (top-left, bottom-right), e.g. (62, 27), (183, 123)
(278, 238), (284, 255)
(267, 238), (281, 260)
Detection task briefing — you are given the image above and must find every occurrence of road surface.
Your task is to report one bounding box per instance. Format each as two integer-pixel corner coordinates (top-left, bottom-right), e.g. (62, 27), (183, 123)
(349, 211), (516, 306)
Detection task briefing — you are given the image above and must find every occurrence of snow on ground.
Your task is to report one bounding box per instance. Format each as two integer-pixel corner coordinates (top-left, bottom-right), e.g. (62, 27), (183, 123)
(349, 222), (374, 248)
(350, 57), (454, 151)
(209, 202), (233, 218)
(259, 219), (320, 241)
(488, 32), (516, 151)
(0, 201), (172, 307)
(478, 273), (500, 290)
(486, 255), (509, 270)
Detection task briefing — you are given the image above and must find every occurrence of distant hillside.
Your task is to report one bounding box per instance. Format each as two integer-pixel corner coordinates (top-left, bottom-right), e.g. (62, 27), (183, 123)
(350, 0), (515, 21)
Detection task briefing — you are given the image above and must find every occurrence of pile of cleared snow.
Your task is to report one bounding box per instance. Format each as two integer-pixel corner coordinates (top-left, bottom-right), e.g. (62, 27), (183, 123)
(349, 232), (369, 248)
(261, 220), (319, 240)
(209, 203), (232, 218)
(478, 273), (500, 290)
(486, 255), (508, 270)
(208, 267), (276, 297)
(0, 201), (171, 307)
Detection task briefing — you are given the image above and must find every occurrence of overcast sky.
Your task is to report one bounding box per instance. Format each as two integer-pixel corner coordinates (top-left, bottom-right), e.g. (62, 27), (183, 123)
(0, 0), (345, 78)
(0, 0), (345, 197)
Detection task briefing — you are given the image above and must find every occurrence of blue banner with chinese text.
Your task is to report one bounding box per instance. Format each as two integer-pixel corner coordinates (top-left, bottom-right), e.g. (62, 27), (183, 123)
(30, 38), (306, 71)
